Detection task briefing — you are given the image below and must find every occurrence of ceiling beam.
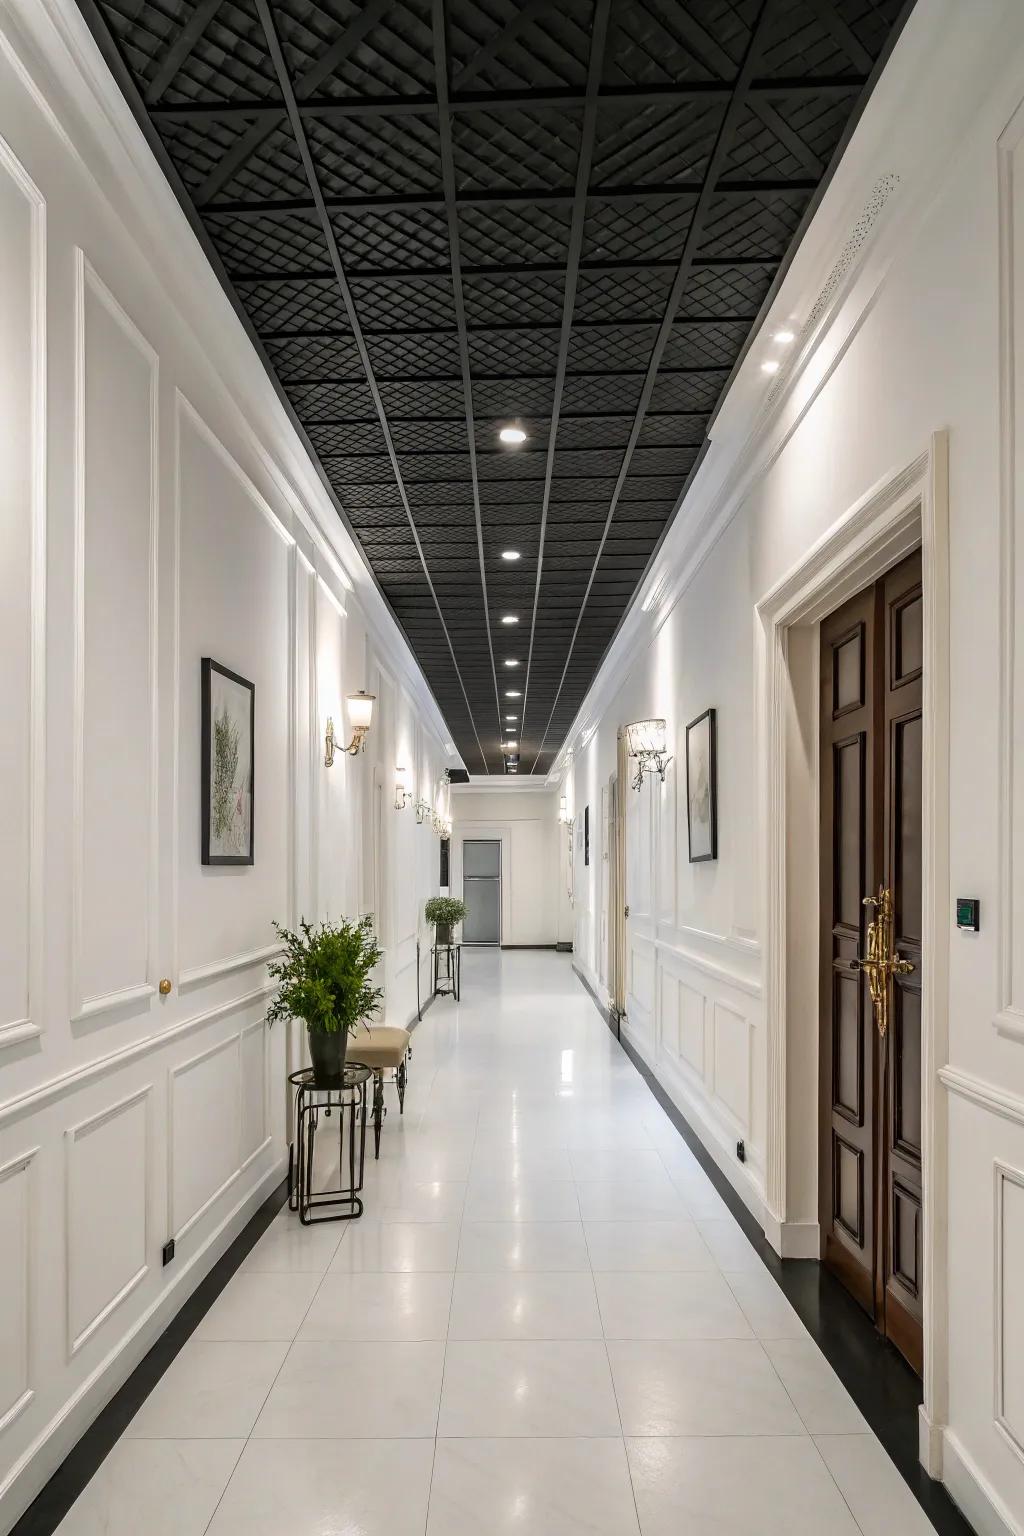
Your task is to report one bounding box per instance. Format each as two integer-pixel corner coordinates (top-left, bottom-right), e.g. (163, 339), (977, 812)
(253, 0), (490, 774)
(431, 0), (507, 767)
(228, 254), (779, 283)
(530, 0), (776, 770)
(149, 75), (869, 121)
(204, 176), (817, 215)
(258, 316), (757, 339)
(278, 365), (732, 384)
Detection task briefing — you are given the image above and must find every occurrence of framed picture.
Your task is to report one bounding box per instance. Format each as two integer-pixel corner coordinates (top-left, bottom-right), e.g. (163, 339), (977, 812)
(201, 658), (254, 865)
(584, 804), (590, 866)
(685, 707), (717, 863)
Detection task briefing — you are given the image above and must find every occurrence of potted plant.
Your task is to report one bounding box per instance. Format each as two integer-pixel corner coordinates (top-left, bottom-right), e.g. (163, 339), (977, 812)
(267, 915), (383, 1085)
(424, 895), (467, 945)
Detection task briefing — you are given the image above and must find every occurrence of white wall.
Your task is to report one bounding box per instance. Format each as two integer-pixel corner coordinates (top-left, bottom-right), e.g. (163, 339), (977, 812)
(559, 2), (1024, 1531)
(0, 1), (453, 1525)
(451, 787), (559, 946)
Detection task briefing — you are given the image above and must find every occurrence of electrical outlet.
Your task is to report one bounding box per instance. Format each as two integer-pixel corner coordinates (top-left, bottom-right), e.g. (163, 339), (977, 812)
(162, 1238), (175, 1267)
(736, 1140), (746, 1163)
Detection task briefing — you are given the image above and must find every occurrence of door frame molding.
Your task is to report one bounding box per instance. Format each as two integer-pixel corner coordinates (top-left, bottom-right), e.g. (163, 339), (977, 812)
(754, 431), (950, 1475)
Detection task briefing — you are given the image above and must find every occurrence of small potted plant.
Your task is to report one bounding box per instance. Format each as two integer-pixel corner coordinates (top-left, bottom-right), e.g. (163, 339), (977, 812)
(267, 915), (383, 1085)
(424, 895), (467, 945)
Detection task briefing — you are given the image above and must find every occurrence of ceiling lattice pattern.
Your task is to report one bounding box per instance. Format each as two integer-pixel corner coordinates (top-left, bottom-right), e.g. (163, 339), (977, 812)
(79, 0), (911, 773)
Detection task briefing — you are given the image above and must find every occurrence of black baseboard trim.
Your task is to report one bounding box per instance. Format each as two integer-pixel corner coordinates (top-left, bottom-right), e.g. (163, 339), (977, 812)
(573, 970), (974, 1536)
(555, 941), (573, 953)
(499, 943), (557, 950)
(11, 1177), (290, 1536)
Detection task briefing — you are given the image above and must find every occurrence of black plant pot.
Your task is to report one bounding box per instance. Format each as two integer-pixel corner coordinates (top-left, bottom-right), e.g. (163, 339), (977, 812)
(435, 922), (453, 945)
(307, 1025), (349, 1086)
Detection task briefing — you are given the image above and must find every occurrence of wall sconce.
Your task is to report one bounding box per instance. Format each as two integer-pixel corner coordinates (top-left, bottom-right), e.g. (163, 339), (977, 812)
(625, 718), (672, 791)
(325, 690), (376, 766)
(394, 765), (412, 810)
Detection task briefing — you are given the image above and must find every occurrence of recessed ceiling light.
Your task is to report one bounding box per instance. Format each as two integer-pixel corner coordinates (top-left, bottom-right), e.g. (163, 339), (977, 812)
(774, 328), (795, 344)
(501, 615), (519, 625)
(505, 690), (521, 698)
(504, 659), (520, 668)
(501, 550), (521, 561)
(505, 714), (518, 720)
(761, 359), (780, 375)
(499, 425), (527, 445)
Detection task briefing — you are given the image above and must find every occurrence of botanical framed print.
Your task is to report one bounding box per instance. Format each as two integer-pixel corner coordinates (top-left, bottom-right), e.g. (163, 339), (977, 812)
(201, 658), (254, 866)
(685, 707), (717, 863)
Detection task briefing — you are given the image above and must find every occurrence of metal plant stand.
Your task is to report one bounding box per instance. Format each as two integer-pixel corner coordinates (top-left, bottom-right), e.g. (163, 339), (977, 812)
(287, 1063), (371, 1224)
(432, 941), (461, 1000)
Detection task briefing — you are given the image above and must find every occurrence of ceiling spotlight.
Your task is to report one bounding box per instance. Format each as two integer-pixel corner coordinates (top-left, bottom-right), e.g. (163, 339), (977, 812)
(501, 550), (521, 561)
(504, 659), (520, 668)
(499, 425), (527, 445)
(761, 359), (780, 375)
(774, 328), (795, 344)
(501, 615), (519, 625)
(506, 714), (518, 720)
(505, 690), (521, 698)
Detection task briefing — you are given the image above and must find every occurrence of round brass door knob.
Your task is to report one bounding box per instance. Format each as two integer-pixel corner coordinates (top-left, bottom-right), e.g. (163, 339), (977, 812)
(158, 978), (172, 996)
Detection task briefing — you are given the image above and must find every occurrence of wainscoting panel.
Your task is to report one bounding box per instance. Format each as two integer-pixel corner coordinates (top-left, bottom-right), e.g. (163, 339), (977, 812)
(712, 1000), (752, 1133)
(996, 1160), (1024, 1459)
(73, 254), (158, 1021)
(0, 136), (44, 1052)
(65, 1089), (150, 1357)
(0, 1150), (36, 1435)
(239, 1020), (268, 1169)
(169, 1034), (240, 1241)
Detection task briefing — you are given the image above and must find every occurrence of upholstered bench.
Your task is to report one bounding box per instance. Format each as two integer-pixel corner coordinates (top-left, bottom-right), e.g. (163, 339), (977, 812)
(351, 1026), (411, 1157)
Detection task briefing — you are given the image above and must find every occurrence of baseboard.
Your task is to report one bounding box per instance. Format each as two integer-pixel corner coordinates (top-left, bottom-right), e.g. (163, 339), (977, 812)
(763, 1214), (821, 1259)
(943, 1429), (1023, 1536)
(555, 941), (573, 953)
(499, 944), (557, 950)
(1, 1156), (287, 1532)
(919, 1405), (944, 1479)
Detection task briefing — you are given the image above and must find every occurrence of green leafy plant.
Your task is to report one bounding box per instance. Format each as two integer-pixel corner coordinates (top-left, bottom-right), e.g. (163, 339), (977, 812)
(424, 896), (467, 927)
(266, 916), (383, 1036)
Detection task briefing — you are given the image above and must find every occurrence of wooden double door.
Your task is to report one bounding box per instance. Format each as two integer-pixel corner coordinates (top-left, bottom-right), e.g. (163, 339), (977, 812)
(818, 550), (924, 1374)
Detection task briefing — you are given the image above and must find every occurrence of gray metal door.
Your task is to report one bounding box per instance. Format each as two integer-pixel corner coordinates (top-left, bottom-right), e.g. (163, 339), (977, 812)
(462, 839), (500, 943)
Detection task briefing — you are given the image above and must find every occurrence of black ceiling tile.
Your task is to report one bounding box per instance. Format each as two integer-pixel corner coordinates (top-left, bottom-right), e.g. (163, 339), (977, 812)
(86, 0), (909, 770)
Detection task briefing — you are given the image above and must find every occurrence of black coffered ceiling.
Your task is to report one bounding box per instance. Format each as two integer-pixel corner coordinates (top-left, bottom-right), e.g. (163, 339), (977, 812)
(78, 0), (912, 774)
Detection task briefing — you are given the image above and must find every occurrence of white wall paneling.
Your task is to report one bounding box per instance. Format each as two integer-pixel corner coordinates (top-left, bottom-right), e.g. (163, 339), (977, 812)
(0, 6), (454, 1523)
(995, 1159), (1024, 1464)
(0, 133), (45, 1053)
(997, 96), (1024, 1046)
(169, 1030), (242, 1243)
(64, 1087), (150, 1357)
(71, 252), (159, 1023)
(174, 394), (293, 989)
(0, 1149), (38, 1435)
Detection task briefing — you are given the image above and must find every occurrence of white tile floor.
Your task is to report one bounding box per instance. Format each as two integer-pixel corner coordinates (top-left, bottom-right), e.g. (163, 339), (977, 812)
(56, 949), (940, 1535)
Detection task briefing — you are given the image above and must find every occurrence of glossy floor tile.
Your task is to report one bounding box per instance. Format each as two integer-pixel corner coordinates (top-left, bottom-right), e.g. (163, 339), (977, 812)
(56, 950), (939, 1535)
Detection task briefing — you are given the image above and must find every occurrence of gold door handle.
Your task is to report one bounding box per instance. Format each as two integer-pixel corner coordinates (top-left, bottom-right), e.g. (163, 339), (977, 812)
(853, 886), (914, 1037)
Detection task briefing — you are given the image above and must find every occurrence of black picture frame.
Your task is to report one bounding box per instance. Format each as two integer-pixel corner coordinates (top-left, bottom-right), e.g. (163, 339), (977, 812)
(584, 804), (590, 866)
(201, 657), (255, 866)
(685, 707), (717, 863)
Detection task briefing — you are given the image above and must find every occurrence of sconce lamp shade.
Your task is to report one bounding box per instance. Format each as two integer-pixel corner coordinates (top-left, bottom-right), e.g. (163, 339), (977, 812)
(347, 690), (375, 729)
(625, 718), (667, 757)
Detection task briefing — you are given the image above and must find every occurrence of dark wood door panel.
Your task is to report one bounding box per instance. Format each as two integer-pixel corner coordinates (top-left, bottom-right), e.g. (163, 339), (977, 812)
(819, 548), (924, 1374)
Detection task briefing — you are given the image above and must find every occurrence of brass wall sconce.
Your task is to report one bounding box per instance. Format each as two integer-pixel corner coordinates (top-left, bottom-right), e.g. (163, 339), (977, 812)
(325, 690), (376, 767)
(394, 766), (412, 810)
(625, 718), (672, 791)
